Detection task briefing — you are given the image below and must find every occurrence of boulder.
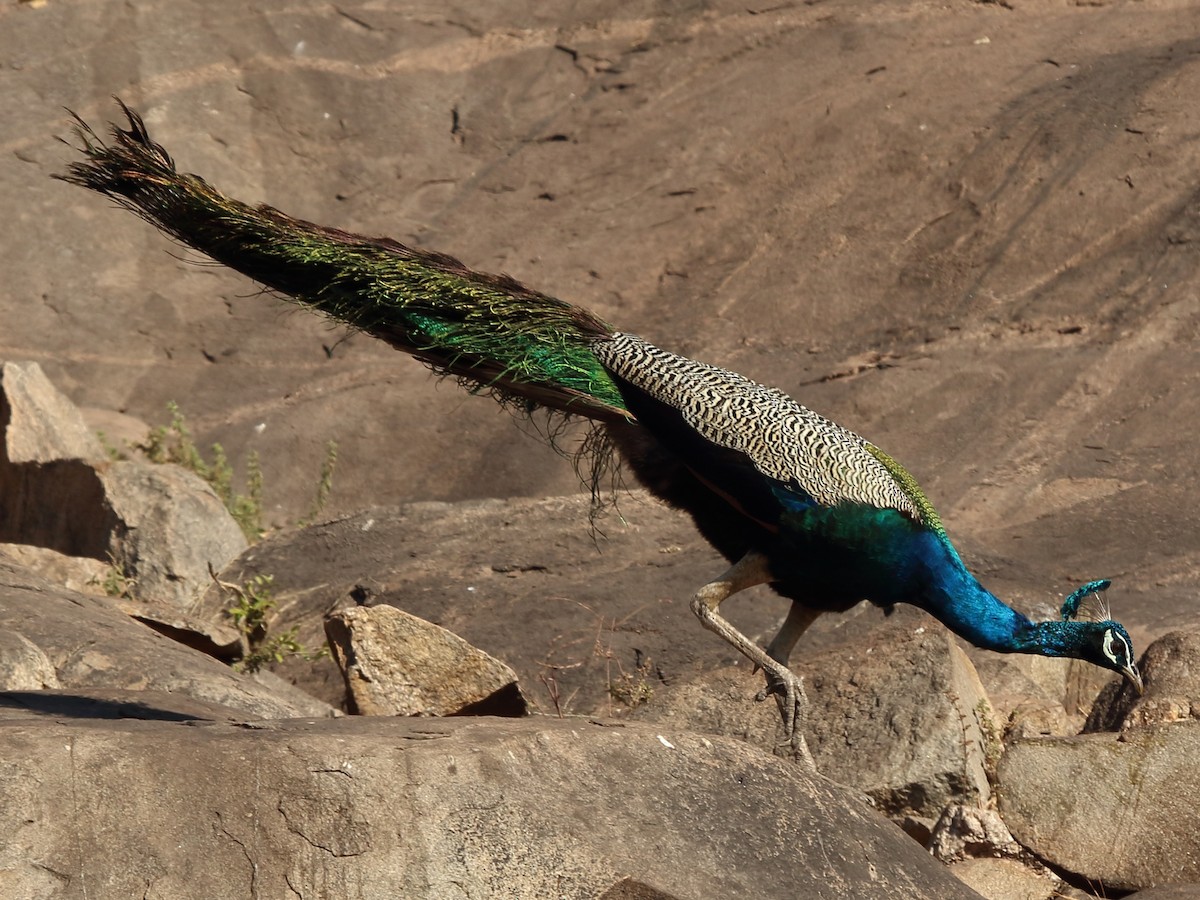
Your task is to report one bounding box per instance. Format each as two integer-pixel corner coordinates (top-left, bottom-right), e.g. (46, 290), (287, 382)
(0, 541), (108, 596)
(0, 360), (103, 462)
(636, 615), (998, 821)
(99, 458), (248, 607)
(947, 858), (1058, 900)
(930, 806), (1060, 900)
(0, 360), (247, 608)
(801, 621), (997, 820)
(0, 557), (336, 720)
(0, 630), (61, 691)
(998, 720), (1200, 891)
(929, 805), (1021, 864)
(1086, 630), (1200, 733)
(0, 360), (112, 557)
(0, 714), (984, 899)
(325, 604), (527, 716)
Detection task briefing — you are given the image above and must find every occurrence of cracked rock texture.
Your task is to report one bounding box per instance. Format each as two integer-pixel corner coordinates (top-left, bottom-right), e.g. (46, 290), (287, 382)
(0, 715), (981, 900)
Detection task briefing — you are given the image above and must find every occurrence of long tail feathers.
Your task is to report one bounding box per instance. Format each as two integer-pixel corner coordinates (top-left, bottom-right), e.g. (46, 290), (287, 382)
(57, 101), (634, 426)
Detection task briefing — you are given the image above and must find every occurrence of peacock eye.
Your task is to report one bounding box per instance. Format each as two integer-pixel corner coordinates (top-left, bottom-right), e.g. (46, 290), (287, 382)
(1102, 628), (1129, 666)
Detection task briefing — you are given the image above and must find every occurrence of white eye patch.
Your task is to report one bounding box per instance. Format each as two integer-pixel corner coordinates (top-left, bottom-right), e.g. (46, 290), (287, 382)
(1103, 629), (1131, 667)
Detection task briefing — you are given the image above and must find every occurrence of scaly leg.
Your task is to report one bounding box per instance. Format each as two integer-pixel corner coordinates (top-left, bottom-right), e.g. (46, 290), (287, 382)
(690, 552), (815, 768)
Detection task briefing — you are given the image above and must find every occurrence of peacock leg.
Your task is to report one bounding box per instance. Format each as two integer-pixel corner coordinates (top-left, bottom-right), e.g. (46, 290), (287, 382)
(765, 602), (822, 668)
(690, 552), (815, 767)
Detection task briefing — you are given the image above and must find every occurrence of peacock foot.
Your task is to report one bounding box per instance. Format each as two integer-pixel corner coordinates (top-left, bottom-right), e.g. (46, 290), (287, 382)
(754, 663), (815, 769)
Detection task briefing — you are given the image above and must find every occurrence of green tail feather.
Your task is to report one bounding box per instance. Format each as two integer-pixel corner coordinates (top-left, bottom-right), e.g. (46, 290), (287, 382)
(57, 101), (632, 425)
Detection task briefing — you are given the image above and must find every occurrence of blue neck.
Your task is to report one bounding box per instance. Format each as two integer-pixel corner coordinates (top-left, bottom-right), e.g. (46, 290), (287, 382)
(911, 534), (1035, 653)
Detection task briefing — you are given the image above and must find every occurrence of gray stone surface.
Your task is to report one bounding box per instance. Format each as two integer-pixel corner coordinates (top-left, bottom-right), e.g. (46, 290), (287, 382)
(0, 715), (983, 899)
(1126, 886), (1200, 900)
(0, 557), (336, 720)
(0, 630), (61, 691)
(0, 360), (113, 557)
(948, 858), (1057, 900)
(0, 359), (247, 608)
(801, 624), (995, 819)
(326, 603), (527, 716)
(998, 720), (1200, 891)
(930, 805), (1021, 864)
(636, 616), (996, 819)
(0, 542), (108, 596)
(100, 458), (248, 608)
(0, 360), (103, 463)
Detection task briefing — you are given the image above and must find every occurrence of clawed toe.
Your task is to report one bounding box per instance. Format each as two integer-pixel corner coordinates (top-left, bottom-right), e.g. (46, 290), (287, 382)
(754, 664), (814, 767)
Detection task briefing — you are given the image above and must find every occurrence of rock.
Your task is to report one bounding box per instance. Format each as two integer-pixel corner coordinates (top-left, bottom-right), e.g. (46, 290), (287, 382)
(0, 541), (108, 595)
(0, 541), (245, 660)
(970, 652), (1092, 737)
(325, 604), (527, 716)
(636, 615), (998, 820)
(0, 360), (113, 557)
(1125, 886), (1200, 899)
(1086, 631), (1200, 733)
(79, 406), (152, 457)
(0, 360), (248, 608)
(100, 460), (249, 608)
(948, 858), (1058, 900)
(600, 879), (681, 900)
(998, 720), (1200, 891)
(0, 360), (104, 462)
(198, 497), (746, 716)
(0, 687), (269, 723)
(0, 715), (983, 899)
(929, 805), (1021, 864)
(113, 594), (245, 661)
(0, 556), (337, 720)
(630, 664), (788, 754)
(0, 630), (61, 691)
(802, 621), (997, 820)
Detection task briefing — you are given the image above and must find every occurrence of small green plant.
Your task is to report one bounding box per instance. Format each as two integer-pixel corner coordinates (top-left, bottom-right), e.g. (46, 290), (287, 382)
(138, 401), (264, 541)
(213, 571), (326, 673)
(976, 698), (1003, 782)
(300, 440), (338, 525)
(225, 573), (276, 646)
(139, 402), (337, 541)
(608, 654), (656, 710)
(89, 554), (136, 600)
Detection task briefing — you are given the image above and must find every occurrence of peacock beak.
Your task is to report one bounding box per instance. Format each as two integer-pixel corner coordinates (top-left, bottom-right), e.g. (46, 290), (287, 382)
(1122, 664), (1144, 696)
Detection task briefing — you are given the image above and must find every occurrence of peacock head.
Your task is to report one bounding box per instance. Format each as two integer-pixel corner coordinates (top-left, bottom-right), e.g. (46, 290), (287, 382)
(1060, 579), (1143, 695)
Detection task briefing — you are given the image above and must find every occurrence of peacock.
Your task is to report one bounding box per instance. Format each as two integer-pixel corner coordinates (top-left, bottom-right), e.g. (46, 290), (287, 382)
(57, 103), (1143, 757)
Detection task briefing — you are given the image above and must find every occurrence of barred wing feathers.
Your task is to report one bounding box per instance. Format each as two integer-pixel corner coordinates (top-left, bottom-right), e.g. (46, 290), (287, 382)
(595, 333), (943, 531)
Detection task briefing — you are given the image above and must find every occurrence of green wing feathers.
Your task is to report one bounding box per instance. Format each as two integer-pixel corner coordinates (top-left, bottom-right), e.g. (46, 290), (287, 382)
(864, 444), (945, 535)
(58, 102), (631, 424)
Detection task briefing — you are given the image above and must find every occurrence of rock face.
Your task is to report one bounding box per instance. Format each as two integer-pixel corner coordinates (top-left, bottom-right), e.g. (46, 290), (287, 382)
(929, 805), (1021, 864)
(803, 623), (996, 820)
(100, 458), (249, 607)
(948, 858), (1058, 900)
(0, 360), (112, 557)
(200, 497), (742, 718)
(0, 557), (335, 720)
(0, 715), (982, 900)
(632, 613), (998, 825)
(998, 720), (1200, 892)
(325, 604), (527, 716)
(0, 360), (248, 608)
